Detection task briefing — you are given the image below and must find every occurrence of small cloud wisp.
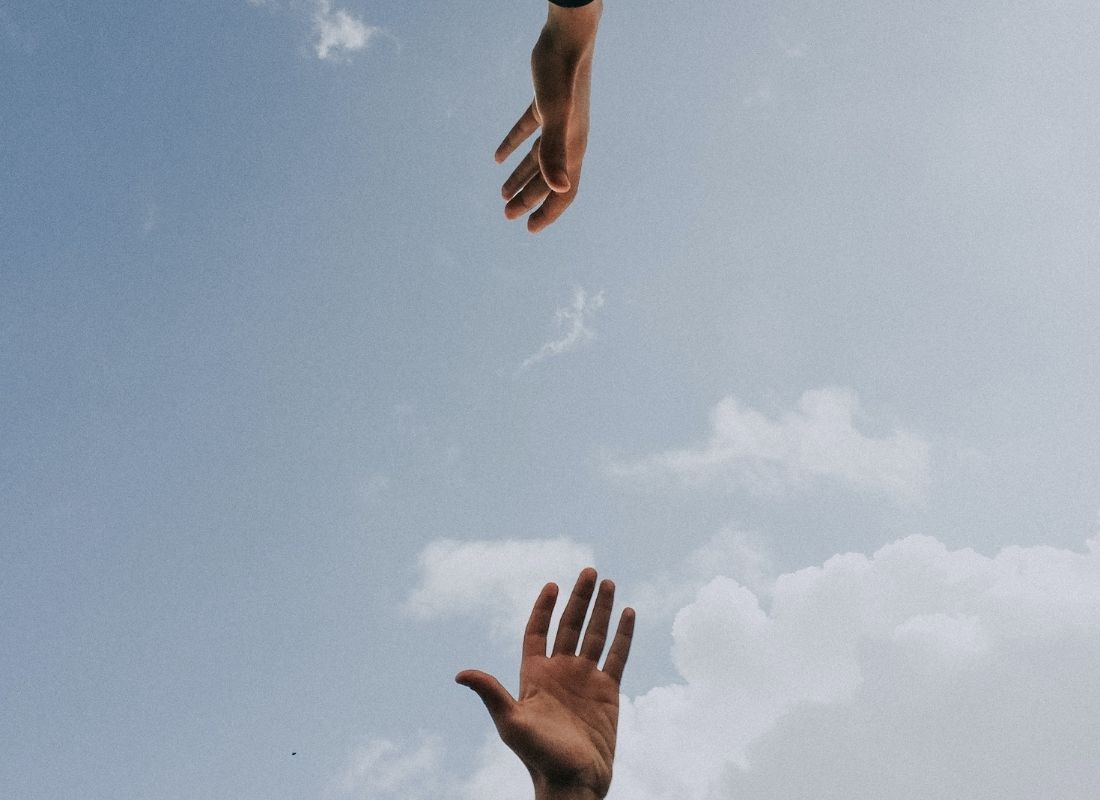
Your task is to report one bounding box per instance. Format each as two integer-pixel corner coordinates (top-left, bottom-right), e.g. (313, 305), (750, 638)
(313, 0), (377, 60)
(520, 287), (606, 371)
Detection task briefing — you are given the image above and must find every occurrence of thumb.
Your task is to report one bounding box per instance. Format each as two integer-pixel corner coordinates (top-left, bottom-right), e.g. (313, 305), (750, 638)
(537, 100), (572, 193)
(455, 669), (516, 727)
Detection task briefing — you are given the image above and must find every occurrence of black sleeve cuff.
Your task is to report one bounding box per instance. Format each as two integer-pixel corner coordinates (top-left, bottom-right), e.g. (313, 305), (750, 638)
(549, 0), (596, 7)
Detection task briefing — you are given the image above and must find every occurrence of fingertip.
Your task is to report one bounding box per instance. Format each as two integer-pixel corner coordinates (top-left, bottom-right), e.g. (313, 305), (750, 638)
(547, 170), (571, 193)
(536, 136), (569, 192)
(527, 207), (553, 234)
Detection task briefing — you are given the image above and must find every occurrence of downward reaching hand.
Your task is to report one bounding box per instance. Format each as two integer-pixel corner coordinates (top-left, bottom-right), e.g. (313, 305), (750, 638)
(456, 567), (635, 800)
(496, 1), (602, 233)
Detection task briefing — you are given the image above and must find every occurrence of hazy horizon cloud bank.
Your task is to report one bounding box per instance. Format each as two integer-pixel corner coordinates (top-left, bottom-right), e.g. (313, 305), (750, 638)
(345, 531), (1100, 800)
(608, 388), (931, 506)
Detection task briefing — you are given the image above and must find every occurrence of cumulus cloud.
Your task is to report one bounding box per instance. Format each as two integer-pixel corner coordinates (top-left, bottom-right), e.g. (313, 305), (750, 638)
(609, 388), (930, 505)
(520, 287), (606, 370)
(619, 533), (1100, 799)
(403, 537), (596, 644)
(382, 531), (1100, 800)
(312, 0), (377, 60)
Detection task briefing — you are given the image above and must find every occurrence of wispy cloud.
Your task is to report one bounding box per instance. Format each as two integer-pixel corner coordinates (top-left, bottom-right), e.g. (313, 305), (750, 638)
(361, 472), (391, 504)
(626, 527), (775, 622)
(608, 388), (931, 505)
(520, 287), (605, 371)
(402, 537), (596, 645)
(141, 202), (158, 233)
(742, 85), (774, 109)
(331, 734), (445, 799)
(312, 0), (377, 61)
(247, 0), (380, 61)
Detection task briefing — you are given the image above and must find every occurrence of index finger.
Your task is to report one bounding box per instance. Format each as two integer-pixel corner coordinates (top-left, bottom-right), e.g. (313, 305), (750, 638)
(522, 582), (559, 659)
(495, 102), (540, 163)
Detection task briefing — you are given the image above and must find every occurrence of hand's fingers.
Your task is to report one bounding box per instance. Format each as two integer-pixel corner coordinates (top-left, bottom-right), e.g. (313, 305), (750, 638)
(578, 579), (615, 662)
(502, 142), (542, 201)
(496, 102), (540, 163)
(505, 173), (552, 221)
(552, 567), (598, 656)
(526, 183), (578, 234)
(537, 106), (571, 193)
(601, 608), (636, 685)
(522, 582), (559, 659)
(455, 670), (517, 728)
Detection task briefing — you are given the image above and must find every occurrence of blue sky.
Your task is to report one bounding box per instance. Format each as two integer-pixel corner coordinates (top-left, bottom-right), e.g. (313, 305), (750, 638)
(3, 1), (1100, 798)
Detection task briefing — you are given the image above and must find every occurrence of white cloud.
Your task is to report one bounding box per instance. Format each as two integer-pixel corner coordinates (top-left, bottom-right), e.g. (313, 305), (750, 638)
(614, 533), (1100, 799)
(386, 531), (1100, 800)
(331, 734), (446, 799)
(520, 287), (606, 370)
(313, 0), (376, 61)
(626, 527), (775, 622)
(247, 0), (378, 60)
(609, 388), (930, 505)
(403, 537), (596, 644)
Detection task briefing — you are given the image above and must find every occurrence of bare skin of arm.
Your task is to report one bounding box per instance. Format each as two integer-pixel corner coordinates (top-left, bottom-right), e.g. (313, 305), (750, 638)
(456, 567), (636, 800)
(496, 1), (603, 233)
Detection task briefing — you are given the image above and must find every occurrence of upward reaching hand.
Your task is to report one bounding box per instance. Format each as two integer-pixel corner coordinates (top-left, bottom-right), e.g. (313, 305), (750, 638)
(496, 1), (603, 233)
(456, 567), (635, 800)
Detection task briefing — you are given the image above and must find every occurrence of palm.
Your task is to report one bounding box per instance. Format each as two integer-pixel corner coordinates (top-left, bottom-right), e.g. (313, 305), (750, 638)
(505, 654), (620, 790)
(457, 569), (635, 798)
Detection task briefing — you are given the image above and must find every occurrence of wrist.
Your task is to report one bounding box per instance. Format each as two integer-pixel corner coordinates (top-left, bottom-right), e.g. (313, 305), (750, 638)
(545, 0), (602, 42)
(532, 776), (603, 800)
(533, 784), (602, 800)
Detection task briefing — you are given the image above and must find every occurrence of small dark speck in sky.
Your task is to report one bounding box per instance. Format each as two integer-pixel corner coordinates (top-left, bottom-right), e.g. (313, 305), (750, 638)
(291, 752), (297, 756)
